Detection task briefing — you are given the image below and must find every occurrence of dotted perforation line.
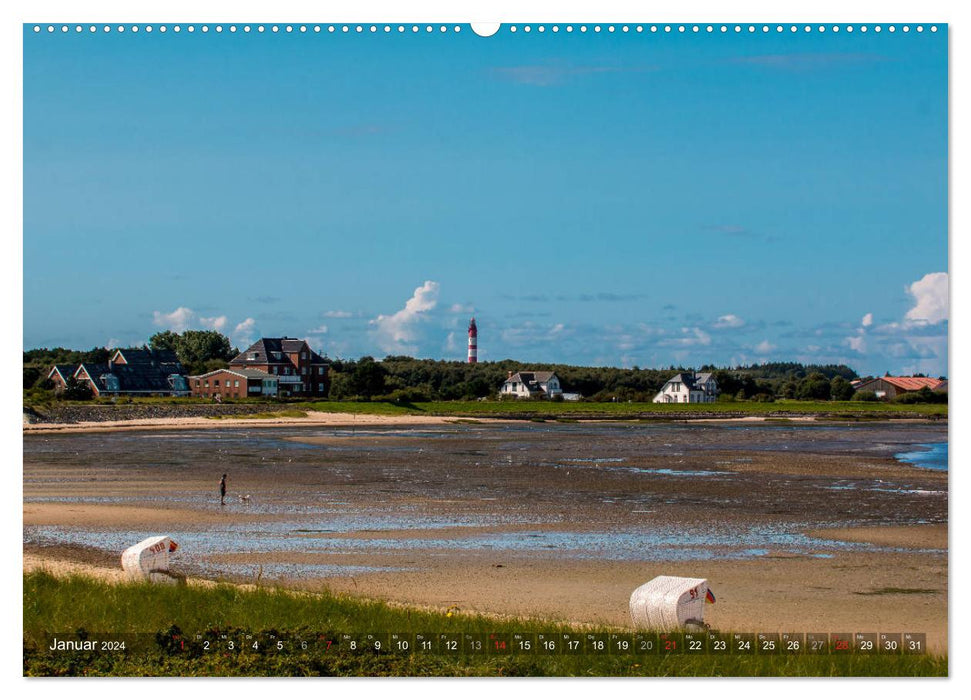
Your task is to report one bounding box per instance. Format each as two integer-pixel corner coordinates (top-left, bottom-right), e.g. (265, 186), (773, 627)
(506, 24), (936, 34)
(32, 23), (940, 35)
(31, 24), (466, 34)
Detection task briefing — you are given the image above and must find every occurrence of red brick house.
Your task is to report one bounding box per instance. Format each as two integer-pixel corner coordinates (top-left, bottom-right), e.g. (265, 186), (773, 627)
(188, 368), (280, 399)
(189, 337), (329, 399)
(47, 348), (190, 397)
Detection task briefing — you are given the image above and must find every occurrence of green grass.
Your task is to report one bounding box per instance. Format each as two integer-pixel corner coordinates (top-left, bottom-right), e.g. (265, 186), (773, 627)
(24, 394), (946, 420)
(23, 572), (946, 677)
(207, 409), (309, 420)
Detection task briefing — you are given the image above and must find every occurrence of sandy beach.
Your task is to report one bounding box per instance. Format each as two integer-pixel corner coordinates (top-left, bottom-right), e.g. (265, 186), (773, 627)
(24, 419), (948, 652)
(22, 410), (504, 435)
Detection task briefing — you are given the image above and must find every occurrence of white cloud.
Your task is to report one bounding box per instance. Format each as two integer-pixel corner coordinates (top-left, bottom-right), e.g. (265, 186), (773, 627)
(370, 280), (440, 354)
(846, 335), (867, 353)
(153, 306), (196, 332)
(660, 327), (712, 347)
(445, 332), (457, 352)
(232, 318), (257, 347)
(713, 314), (745, 329)
(754, 340), (776, 354)
(450, 303), (475, 314)
(904, 272), (948, 324)
(323, 310), (355, 318)
(861, 313), (873, 328)
(307, 325), (329, 335)
(198, 315), (228, 332)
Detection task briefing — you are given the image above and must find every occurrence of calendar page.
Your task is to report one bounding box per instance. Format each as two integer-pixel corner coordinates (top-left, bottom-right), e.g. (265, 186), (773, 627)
(21, 10), (948, 681)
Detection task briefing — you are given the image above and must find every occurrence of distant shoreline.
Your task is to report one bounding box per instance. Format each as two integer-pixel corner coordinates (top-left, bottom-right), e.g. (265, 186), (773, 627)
(23, 398), (947, 434)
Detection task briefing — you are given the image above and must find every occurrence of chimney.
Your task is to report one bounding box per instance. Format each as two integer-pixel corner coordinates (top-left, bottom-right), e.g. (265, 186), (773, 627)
(507, 371), (513, 379)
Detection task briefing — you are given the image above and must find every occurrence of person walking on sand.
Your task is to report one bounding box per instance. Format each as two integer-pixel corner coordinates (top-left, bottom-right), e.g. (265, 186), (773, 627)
(219, 473), (227, 506)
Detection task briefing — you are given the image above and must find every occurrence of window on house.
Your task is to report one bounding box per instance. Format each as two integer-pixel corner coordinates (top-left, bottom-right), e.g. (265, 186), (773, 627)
(214, 380), (220, 387)
(318, 383), (324, 391)
(301, 352), (307, 359)
(234, 380), (240, 388)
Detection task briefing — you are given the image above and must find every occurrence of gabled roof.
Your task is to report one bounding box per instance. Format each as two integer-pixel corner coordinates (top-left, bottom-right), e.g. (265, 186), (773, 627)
(48, 364), (76, 382)
(112, 348), (181, 367)
(75, 362), (110, 380)
(505, 370), (557, 385)
(664, 372), (717, 391)
(863, 376), (943, 392)
(78, 361), (185, 393)
(231, 337), (328, 365)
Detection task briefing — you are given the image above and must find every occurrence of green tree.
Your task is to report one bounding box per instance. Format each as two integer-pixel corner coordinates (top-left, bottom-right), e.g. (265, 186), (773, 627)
(349, 356), (387, 400)
(62, 376), (93, 401)
(830, 376), (855, 401)
(148, 331), (181, 352)
(149, 330), (233, 374)
(797, 373), (832, 401)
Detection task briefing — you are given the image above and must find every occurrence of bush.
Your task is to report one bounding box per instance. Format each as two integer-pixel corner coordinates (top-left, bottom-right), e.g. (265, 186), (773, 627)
(750, 393), (775, 403)
(62, 376), (93, 401)
(893, 387), (948, 404)
(383, 388), (431, 403)
(852, 390), (879, 402)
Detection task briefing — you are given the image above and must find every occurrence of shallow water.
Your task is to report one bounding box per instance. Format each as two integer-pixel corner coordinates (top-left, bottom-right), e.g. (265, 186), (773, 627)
(24, 421), (948, 582)
(895, 442), (948, 471)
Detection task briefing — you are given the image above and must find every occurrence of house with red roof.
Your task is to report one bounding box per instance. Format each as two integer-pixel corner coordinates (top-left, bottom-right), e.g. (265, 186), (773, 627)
(853, 376), (945, 400)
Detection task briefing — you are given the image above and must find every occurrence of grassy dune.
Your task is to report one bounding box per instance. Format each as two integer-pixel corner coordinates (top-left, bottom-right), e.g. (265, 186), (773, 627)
(23, 572), (946, 677)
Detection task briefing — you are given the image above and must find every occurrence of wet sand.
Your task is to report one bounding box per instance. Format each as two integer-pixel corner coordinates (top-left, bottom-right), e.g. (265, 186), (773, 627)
(24, 421), (948, 652)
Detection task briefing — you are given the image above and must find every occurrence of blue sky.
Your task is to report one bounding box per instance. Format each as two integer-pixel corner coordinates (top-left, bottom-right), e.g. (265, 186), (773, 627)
(23, 24), (948, 376)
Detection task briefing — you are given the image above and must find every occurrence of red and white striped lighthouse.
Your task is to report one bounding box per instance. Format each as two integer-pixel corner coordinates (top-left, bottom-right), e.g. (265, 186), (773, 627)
(467, 317), (478, 364)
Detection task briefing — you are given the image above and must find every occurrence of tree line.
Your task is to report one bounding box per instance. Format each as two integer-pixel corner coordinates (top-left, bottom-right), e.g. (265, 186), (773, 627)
(24, 333), (946, 404)
(326, 356), (866, 403)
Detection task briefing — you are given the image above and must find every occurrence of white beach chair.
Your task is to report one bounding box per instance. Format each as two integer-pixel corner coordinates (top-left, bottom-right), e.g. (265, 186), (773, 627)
(629, 575), (710, 630)
(120, 535), (182, 584)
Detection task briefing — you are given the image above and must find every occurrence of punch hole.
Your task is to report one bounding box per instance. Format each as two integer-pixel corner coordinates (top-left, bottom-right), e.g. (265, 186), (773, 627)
(471, 23), (500, 37)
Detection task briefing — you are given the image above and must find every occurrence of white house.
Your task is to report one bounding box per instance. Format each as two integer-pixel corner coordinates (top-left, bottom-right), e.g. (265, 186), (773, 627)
(653, 372), (719, 403)
(500, 371), (563, 398)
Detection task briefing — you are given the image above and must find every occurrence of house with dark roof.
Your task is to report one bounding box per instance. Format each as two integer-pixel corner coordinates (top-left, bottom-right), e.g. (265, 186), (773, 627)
(653, 371), (719, 403)
(500, 371), (563, 398)
(190, 337), (329, 398)
(49, 348), (190, 397)
(853, 376), (945, 400)
(46, 364), (78, 392)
